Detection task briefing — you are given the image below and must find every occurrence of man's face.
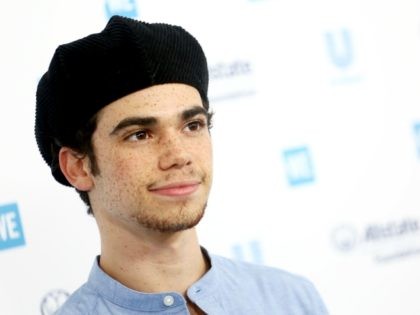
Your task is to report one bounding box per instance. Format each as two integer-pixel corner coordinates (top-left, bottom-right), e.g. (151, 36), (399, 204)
(88, 83), (212, 233)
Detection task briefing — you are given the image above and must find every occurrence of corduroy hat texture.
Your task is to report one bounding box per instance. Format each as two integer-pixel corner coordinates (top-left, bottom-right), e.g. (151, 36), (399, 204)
(35, 15), (209, 186)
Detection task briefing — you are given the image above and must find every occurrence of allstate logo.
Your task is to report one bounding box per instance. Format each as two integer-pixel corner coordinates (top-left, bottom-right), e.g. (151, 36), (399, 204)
(324, 28), (353, 69)
(332, 219), (420, 262)
(209, 61), (252, 80)
(40, 289), (70, 315)
(331, 225), (358, 251)
(283, 146), (315, 186)
(0, 203), (25, 251)
(105, 0), (138, 19)
(208, 60), (256, 102)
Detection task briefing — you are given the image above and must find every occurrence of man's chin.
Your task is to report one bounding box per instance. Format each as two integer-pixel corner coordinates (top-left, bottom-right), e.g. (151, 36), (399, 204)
(137, 203), (206, 233)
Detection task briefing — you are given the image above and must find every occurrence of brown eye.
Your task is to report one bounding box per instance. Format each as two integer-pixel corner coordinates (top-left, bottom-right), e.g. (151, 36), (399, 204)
(126, 130), (150, 142)
(185, 120), (205, 132)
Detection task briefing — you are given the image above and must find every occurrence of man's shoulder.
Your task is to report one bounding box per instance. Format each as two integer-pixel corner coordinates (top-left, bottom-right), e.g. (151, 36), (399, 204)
(211, 253), (311, 287)
(55, 284), (98, 315)
(209, 254), (329, 314)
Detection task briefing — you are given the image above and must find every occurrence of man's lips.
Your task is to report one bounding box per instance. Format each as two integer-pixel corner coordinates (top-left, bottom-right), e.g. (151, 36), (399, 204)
(148, 181), (200, 197)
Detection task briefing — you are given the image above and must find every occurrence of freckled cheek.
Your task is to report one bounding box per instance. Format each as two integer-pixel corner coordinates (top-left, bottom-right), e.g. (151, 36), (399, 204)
(113, 153), (134, 173)
(194, 139), (213, 170)
(105, 150), (156, 185)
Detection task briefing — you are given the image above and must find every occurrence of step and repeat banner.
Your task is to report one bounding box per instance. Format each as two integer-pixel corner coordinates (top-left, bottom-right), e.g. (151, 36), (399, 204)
(1, 0), (420, 314)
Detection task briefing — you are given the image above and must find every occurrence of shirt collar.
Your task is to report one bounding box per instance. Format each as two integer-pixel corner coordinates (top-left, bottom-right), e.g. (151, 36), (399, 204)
(86, 248), (219, 312)
(187, 247), (219, 299)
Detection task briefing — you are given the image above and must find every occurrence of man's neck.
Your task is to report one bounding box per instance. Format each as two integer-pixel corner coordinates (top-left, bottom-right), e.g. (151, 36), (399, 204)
(98, 225), (208, 295)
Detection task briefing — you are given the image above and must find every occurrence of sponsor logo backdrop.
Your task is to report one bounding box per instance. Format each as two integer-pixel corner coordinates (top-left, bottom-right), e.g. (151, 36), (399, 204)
(1, 0), (420, 314)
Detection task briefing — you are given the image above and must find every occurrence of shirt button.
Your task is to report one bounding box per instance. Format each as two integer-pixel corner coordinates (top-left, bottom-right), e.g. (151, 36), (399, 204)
(163, 295), (174, 307)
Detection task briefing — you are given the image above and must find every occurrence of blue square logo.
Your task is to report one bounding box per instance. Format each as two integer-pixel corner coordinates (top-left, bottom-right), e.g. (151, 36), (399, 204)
(283, 146), (315, 186)
(105, 0), (138, 19)
(0, 203), (26, 251)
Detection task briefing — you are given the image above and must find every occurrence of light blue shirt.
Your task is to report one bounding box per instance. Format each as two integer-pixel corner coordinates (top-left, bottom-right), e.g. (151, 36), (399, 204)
(56, 251), (329, 314)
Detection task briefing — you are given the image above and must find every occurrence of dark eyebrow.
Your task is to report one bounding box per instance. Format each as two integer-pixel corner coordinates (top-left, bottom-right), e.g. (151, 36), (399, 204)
(109, 106), (209, 136)
(110, 117), (157, 136)
(181, 106), (209, 121)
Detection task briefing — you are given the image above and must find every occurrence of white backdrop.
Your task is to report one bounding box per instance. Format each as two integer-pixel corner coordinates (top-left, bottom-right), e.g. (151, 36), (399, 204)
(1, 0), (420, 314)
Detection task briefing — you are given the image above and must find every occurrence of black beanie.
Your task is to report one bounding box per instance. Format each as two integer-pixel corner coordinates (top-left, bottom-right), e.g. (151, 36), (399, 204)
(35, 15), (209, 186)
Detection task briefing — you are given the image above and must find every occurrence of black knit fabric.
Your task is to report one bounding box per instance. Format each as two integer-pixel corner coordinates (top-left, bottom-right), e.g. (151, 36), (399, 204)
(35, 15), (209, 186)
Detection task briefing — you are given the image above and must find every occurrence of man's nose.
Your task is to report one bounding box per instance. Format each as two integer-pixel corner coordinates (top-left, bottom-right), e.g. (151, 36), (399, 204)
(158, 133), (192, 170)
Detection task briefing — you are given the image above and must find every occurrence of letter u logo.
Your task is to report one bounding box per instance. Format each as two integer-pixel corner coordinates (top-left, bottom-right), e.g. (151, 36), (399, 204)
(325, 29), (353, 69)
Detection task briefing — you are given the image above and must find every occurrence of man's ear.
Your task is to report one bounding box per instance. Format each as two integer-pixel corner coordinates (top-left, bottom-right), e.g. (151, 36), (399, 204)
(58, 147), (94, 191)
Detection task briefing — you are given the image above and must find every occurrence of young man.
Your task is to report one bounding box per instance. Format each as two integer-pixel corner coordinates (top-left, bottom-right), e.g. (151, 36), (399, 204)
(35, 16), (329, 315)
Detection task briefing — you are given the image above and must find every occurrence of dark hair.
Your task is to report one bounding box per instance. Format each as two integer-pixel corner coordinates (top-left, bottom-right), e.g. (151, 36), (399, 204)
(54, 113), (99, 215)
(74, 114), (100, 215)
